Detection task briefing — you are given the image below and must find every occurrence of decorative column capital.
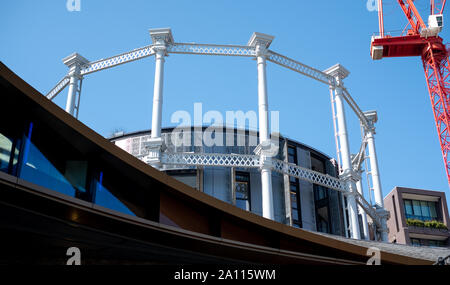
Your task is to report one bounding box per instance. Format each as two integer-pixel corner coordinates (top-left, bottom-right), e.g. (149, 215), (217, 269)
(149, 28), (174, 45)
(253, 140), (279, 157)
(248, 32), (274, 57)
(363, 110), (378, 134)
(149, 28), (174, 56)
(324, 63), (350, 86)
(63, 53), (89, 77)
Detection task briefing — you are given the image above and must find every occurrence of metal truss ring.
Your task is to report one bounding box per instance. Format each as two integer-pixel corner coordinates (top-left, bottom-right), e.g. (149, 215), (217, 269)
(167, 43), (257, 57)
(81, 44), (155, 75)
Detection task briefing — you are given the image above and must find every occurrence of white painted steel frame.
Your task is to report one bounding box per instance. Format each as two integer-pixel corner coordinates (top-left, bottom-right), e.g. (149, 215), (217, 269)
(45, 29), (386, 239)
(160, 151), (382, 228)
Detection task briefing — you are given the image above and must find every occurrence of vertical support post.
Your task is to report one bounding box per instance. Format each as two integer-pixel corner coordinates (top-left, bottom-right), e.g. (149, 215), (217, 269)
(363, 110), (389, 241)
(248, 32), (275, 220)
(145, 28), (174, 168)
(356, 174), (370, 240)
(325, 64), (361, 239)
(63, 53), (89, 117)
(151, 47), (165, 139)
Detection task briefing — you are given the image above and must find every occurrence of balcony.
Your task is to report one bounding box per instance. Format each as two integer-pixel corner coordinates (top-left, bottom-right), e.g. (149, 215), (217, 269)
(406, 218), (449, 238)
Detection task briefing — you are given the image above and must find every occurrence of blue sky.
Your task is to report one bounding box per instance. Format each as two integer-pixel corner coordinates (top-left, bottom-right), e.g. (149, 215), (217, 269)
(1, 0), (449, 205)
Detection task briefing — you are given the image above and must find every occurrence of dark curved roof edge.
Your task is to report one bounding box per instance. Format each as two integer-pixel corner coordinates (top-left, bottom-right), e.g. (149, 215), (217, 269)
(0, 61), (441, 265)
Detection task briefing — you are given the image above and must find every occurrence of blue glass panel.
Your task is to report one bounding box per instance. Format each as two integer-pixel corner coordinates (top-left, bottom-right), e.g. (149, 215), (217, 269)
(94, 173), (135, 216)
(0, 133), (19, 174)
(420, 201), (431, 219)
(404, 200), (413, 216)
(20, 139), (76, 197)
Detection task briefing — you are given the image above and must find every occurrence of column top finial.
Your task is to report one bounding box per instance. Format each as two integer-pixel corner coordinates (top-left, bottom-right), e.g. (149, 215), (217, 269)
(149, 28), (174, 45)
(363, 110), (378, 123)
(323, 63), (350, 80)
(62, 53), (89, 67)
(247, 32), (274, 48)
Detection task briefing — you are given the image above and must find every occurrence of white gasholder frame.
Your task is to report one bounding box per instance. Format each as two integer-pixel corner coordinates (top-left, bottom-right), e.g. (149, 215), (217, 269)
(46, 28), (389, 241)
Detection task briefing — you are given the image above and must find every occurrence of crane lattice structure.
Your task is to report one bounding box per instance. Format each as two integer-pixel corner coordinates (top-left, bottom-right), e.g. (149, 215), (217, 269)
(47, 28), (390, 241)
(371, 0), (450, 188)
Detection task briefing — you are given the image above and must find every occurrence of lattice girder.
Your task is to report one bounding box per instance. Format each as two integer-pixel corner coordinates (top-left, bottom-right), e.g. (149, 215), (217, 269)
(167, 43), (256, 57)
(46, 76), (70, 100)
(266, 50), (335, 86)
(272, 159), (347, 192)
(161, 152), (261, 168)
(81, 45), (155, 75)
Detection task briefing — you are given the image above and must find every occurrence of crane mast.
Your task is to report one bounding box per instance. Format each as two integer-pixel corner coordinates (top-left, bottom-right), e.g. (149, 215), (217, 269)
(371, 0), (450, 187)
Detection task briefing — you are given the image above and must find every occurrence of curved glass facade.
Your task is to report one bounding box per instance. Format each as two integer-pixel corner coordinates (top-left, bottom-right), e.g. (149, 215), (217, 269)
(111, 127), (347, 236)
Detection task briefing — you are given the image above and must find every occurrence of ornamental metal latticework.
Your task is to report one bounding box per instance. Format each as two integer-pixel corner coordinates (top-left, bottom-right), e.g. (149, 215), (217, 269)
(167, 43), (256, 57)
(341, 87), (370, 129)
(81, 44), (155, 75)
(161, 152), (261, 168)
(272, 159), (347, 192)
(45, 29), (386, 239)
(266, 50), (335, 86)
(46, 76), (70, 100)
(161, 151), (381, 229)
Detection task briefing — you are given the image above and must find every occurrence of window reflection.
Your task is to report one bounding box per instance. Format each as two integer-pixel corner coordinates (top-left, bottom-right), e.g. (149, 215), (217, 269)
(94, 172), (135, 216)
(19, 123), (77, 197)
(0, 133), (20, 174)
(404, 199), (440, 221)
(235, 172), (250, 211)
(288, 145), (302, 228)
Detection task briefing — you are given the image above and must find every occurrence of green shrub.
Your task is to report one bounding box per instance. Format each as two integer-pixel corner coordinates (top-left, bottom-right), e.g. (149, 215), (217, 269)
(424, 220), (448, 230)
(406, 219), (424, 227)
(407, 218), (448, 230)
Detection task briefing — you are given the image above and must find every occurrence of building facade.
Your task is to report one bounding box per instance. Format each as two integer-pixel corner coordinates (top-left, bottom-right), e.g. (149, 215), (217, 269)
(110, 127), (352, 237)
(384, 187), (450, 247)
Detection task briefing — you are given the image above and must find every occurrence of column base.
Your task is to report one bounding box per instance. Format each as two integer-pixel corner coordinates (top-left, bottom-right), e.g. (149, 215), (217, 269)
(143, 137), (164, 169)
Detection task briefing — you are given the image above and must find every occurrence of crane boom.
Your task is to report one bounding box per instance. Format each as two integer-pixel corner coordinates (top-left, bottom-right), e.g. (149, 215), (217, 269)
(371, 0), (450, 187)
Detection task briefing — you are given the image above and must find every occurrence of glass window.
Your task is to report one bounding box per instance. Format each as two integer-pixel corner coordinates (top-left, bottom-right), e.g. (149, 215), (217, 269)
(314, 184), (330, 233)
(316, 206), (329, 233)
(412, 200), (422, 216)
(0, 133), (13, 172)
(289, 171), (301, 228)
(404, 200), (413, 216)
(429, 202), (438, 219)
(0, 133), (20, 174)
(235, 172), (250, 211)
(291, 208), (299, 222)
(411, 238), (420, 247)
(94, 172), (135, 216)
(19, 133), (77, 197)
(291, 189), (300, 223)
(290, 192), (297, 205)
(288, 146), (296, 156)
(405, 199), (440, 221)
(314, 185), (328, 201)
(420, 201), (431, 219)
(288, 147), (297, 164)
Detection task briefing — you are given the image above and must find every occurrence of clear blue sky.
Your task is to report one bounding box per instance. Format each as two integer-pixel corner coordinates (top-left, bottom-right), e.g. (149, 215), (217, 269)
(1, 0), (449, 206)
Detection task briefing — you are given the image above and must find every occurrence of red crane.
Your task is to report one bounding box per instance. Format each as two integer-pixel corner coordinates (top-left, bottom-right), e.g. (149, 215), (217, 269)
(371, 0), (450, 186)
